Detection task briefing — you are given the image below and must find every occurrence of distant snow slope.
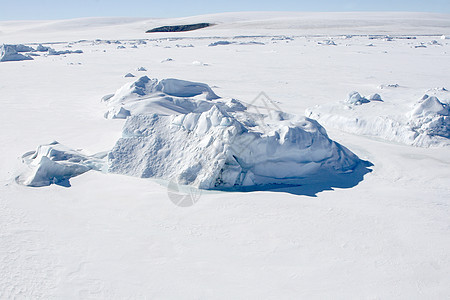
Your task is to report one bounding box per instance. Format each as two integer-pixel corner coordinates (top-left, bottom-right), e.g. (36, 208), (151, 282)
(1, 12), (450, 43)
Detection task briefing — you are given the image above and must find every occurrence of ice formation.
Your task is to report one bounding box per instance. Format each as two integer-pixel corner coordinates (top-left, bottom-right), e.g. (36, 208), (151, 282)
(104, 76), (364, 189)
(17, 142), (106, 187)
(306, 93), (449, 147)
(0, 44), (33, 62)
(102, 76), (220, 119)
(48, 49), (83, 55)
(209, 41), (234, 46)
(20, 76), (367, 189)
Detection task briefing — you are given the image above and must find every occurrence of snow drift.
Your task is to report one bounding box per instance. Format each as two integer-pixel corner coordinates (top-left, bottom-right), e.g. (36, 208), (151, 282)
(17, 142), (106, 187)
(105, 76), (365, 189)
(306, 92), (449, 147)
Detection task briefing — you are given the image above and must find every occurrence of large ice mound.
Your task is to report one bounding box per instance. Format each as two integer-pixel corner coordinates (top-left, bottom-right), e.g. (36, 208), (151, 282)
(0, 44), (33, 62)
(106, 76), (364, 189)
(17, 142), (106, 187)
(306, 93), (449, 147)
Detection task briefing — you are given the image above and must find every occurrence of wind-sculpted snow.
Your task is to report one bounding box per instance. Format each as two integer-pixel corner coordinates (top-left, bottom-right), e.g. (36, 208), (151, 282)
(306, 93), (449, 147)
(0, 44), (33, 62)
(105, 76), (365, 189)
(17, 142), (106, 187)
(102, 76), (220, 118)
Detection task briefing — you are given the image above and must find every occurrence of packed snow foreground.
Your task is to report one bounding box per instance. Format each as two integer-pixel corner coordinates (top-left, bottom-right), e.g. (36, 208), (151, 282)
(19, 76), (369, 189)
(306, 91), (450, 147)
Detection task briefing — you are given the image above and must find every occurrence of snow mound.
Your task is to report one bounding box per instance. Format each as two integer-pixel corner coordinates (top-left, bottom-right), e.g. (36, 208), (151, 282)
(0, 44), (33, 62)
(108, 103), (362, 189)
(124, 72), (135, 78)
(102, 76), (220, 118)
(17, 142), (106, 187)
(306, 94), (449, 147)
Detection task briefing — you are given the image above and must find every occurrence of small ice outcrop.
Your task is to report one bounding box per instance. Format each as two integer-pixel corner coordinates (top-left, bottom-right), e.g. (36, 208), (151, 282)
(124, 73), (135, 78)
(161, 58), (173, 63)
(48, 49), (83, 55)
(378, 83), (399, 89)
(318, 40), (337, 46)
(0, 44), (33, 62)
(407, 95), (449, 144)
(14, 44), (35, 52)
(36, 44), (50, 52)
(239, 41), (265, 45)
(428, 40), (441, 46)
(117, 45), (126, 49)
(369, 93), (383, 101)
(137, 67), (147, 71)
(346, 92), (370, 105)
(17, 142), (106, 187)
(209, 41), (234, 47)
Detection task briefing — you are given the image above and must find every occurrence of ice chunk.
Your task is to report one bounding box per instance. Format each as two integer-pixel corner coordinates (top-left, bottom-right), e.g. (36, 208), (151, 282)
(124, 73), (135, 78)
(369, 93), (383, 101)
(36, 44), (50, 52)
(48, 49), (83, 55)
(209, 41), (234, 46)
(17, 142), (106, 187)
(346, 91), (369, 105)
(0, 44), (33, 62)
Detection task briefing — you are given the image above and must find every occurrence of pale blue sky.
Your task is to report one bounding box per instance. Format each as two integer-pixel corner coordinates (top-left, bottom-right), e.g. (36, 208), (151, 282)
(1, 0), (449, 20)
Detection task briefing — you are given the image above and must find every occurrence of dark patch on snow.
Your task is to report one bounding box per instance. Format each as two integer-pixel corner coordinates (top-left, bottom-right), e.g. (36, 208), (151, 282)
(146, 23), (212, 33)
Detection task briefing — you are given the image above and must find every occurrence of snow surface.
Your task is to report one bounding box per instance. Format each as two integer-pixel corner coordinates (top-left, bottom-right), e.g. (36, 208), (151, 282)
(1, 12), (450, 299)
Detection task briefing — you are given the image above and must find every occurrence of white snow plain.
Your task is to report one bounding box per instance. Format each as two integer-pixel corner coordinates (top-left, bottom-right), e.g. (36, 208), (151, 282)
(1, 12), (450, 299)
